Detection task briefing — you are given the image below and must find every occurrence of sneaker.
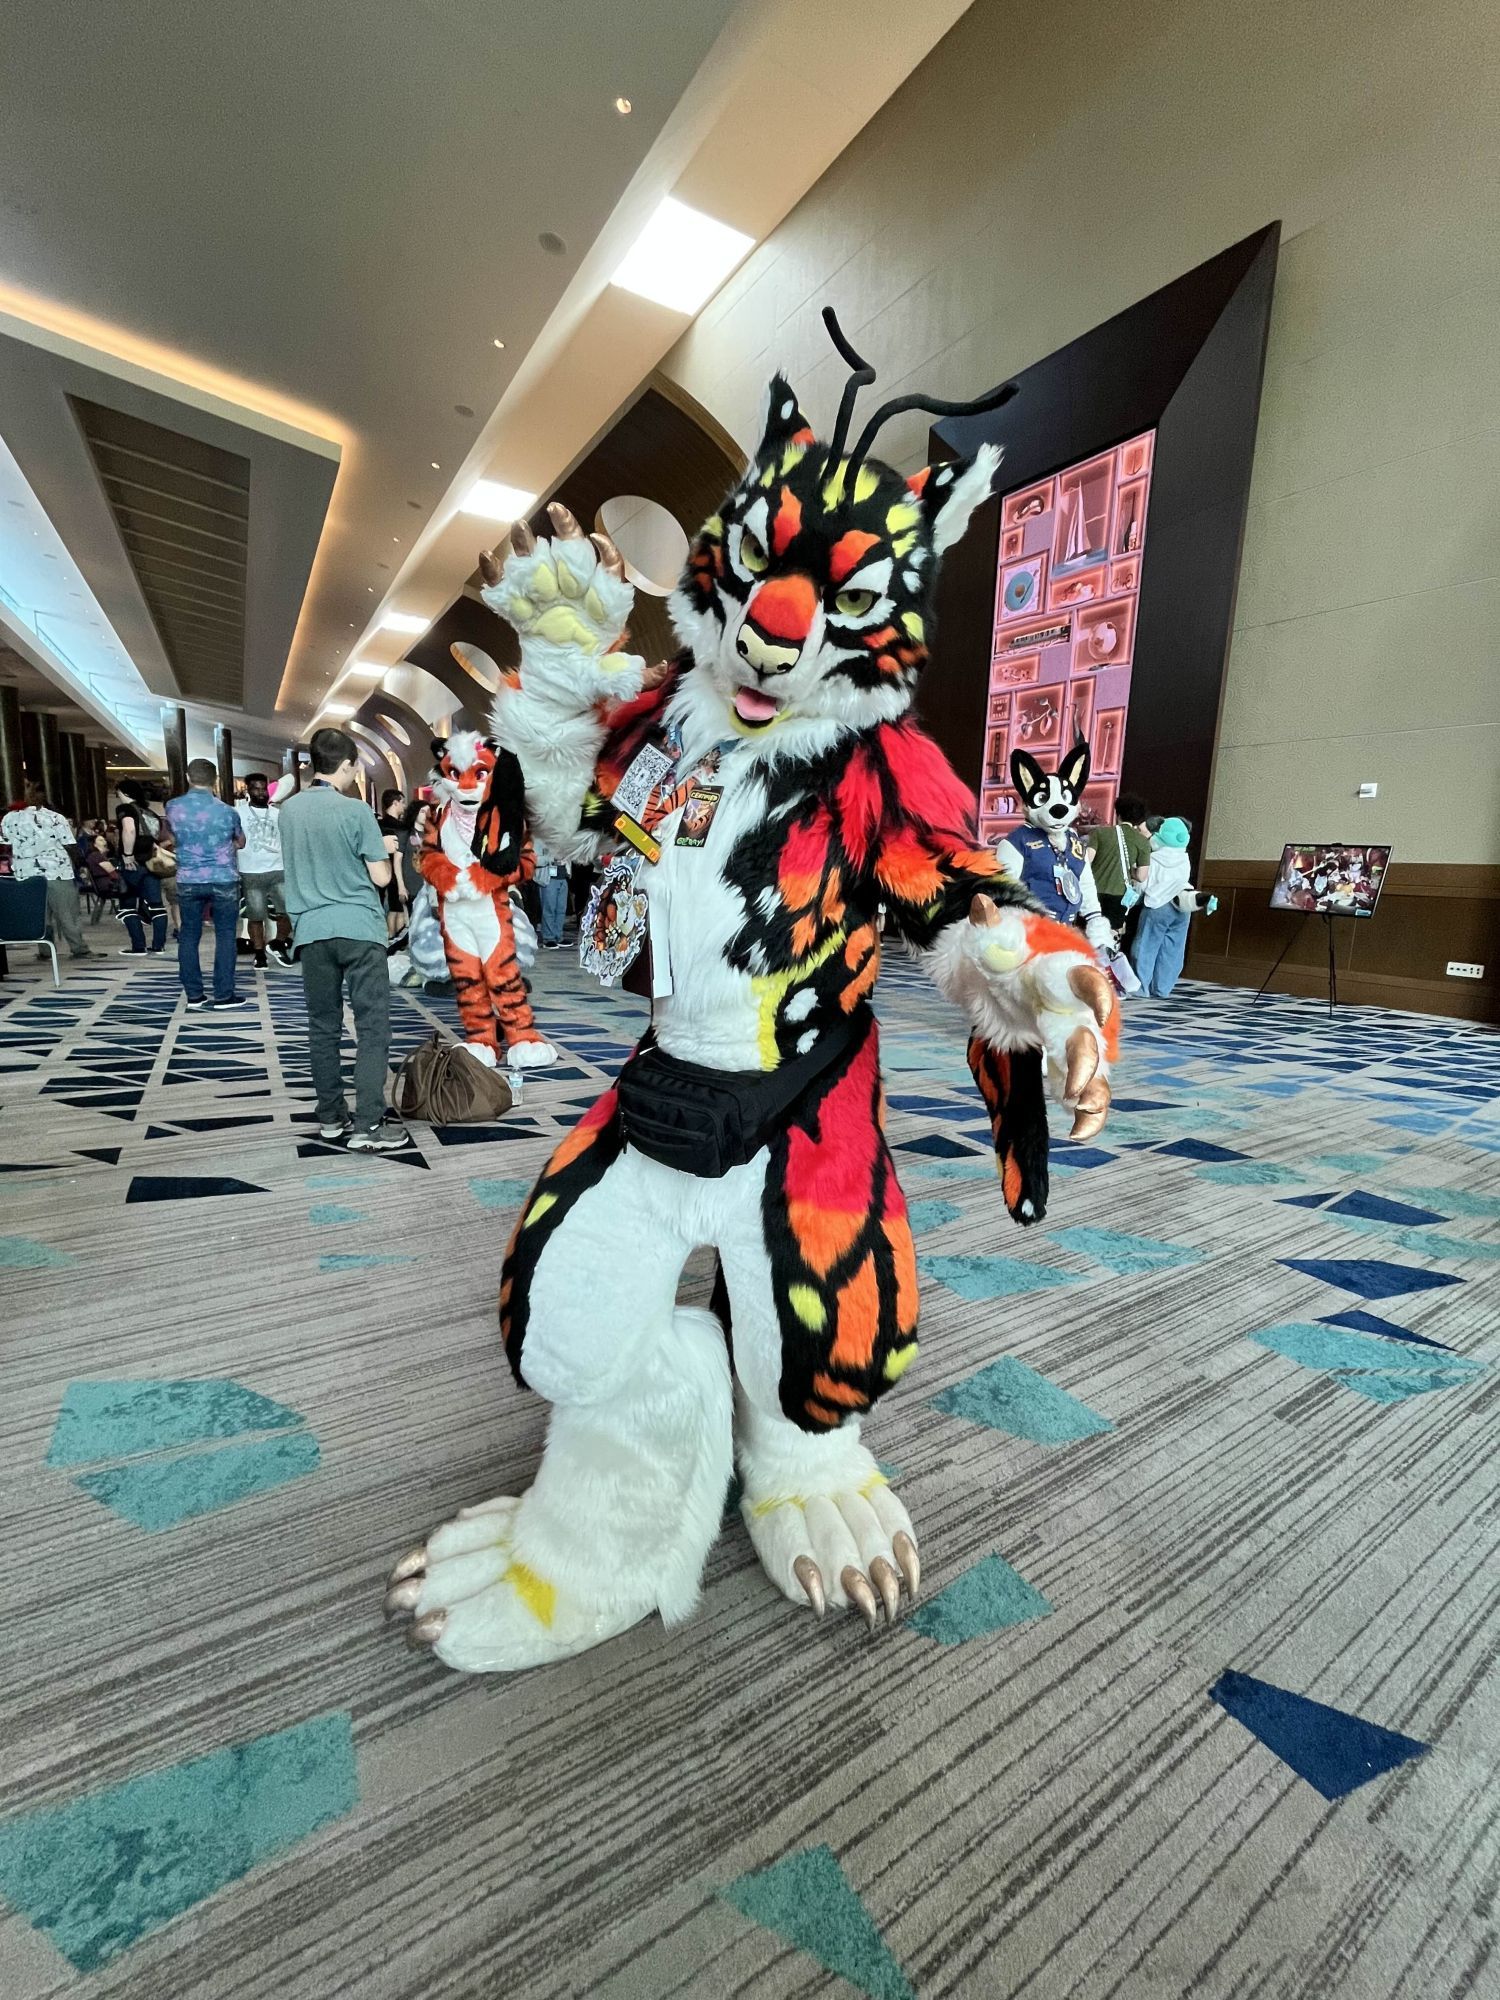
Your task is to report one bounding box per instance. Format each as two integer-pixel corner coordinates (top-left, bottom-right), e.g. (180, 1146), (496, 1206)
(347, 1121), (411, 1153)
(318, 1116), (354, 1141)
(184, 997), (211, 1012)
(146, 946), (166, 955)
(254, 950), (268, 968)
(542, 939), (564, 950)
(271, 942), (296, 968)
(117, 946), (145, 957)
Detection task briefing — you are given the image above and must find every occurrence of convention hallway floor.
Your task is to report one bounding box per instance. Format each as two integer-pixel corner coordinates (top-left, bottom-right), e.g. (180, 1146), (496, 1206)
(2, 933), (1498, 2000)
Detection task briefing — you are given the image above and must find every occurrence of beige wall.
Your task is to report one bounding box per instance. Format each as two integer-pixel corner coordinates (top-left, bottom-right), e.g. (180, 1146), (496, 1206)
(663, 0), (1500, 865)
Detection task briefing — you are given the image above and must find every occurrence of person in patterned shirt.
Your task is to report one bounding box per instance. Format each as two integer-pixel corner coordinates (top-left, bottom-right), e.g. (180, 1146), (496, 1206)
(0, 782), (90, 960)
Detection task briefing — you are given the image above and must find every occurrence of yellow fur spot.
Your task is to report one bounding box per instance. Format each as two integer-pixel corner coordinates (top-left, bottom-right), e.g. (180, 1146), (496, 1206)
(854, 465), (880, 504)
(981, 941), (1026, 972)
(822, 460), (849, 507)
(751, 1492), (801, 1519)
(885, 501), (920, 535)
(892, 533), (917, 557)
(555, 557), (582, 599)
(702, 514), (723, 538)
(779, 444), (808, 475)
(760, 460), (776, 488)
(883, 1341), (919, 1382)
(525, 1192), (557, 1227)
(751, 932), (846, 1069)
(858, 1473), (890, 1498)
(507, 593), (535, 621)
(788, 1284), (826, 1331)
(503, 1561), (556, 1626)
(584, 586), (605, 624)
(530, 562), (559, 602)
(900, 610), (924, 643)
(533, 605), (599, 651)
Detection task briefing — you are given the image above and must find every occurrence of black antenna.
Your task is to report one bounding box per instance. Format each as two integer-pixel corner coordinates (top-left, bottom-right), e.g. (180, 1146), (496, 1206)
(846, 377), (1020, 484)
(821, 307), (877, 470)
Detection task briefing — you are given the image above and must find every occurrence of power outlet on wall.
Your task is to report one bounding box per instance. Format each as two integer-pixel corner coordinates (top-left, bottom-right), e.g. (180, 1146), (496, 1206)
(1446, 961), (1485, 980)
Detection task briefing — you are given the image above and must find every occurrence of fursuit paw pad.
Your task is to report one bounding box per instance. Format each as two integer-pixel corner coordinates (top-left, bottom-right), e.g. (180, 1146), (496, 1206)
(742, 1475), (919, 1630)
(383, 1499), (644, 1674)
(480, 515), (641, 700)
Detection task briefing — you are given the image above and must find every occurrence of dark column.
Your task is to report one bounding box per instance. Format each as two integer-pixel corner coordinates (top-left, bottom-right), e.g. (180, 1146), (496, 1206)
(282, 745), (304, 791)
(37, 712), (64, 810)
(161, 703), (188, 797)
(0, 682), (22, 806)
(20, 708), (41, 785)
(88, 745), (109, 821)
(61, 730), (89, 824)
(214, 723), (234, 802)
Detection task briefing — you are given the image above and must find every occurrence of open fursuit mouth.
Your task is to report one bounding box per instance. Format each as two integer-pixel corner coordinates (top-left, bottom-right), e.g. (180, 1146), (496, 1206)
(732, 684), (785, 727)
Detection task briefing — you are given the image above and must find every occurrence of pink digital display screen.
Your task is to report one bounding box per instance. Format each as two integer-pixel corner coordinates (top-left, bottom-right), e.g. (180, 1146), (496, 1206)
(978, 430), (1155, 842)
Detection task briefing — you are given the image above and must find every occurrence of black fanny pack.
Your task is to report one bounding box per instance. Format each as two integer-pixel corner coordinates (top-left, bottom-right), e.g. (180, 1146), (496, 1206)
(616, 1009), (868, 1179)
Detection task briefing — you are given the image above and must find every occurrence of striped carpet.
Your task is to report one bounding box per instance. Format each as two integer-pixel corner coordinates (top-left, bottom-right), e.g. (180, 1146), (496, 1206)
(1, 922), (1497, 1999)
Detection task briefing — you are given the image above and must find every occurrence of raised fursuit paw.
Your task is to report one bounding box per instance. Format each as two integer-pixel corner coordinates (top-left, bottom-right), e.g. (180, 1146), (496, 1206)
(962, 895), (1116, 1140)
(742, 1466), (919, 1630)
(384, 1499), (646, 1674)
(478, 506), (644, 706)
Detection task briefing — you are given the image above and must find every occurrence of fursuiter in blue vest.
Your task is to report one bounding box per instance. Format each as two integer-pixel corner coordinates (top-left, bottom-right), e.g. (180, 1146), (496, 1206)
(998, 742), (1116, 951)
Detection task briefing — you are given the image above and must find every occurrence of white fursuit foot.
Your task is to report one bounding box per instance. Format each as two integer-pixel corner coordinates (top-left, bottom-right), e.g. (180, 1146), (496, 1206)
(460, 1040), (498, 1069)
(506, 1039), (558, 1071)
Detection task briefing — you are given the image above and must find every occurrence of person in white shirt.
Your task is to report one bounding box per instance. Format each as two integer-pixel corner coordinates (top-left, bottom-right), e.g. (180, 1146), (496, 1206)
(1, 783), (90, 959)
(1129, 816), (1215, 998)
(235, 772), (294, 968)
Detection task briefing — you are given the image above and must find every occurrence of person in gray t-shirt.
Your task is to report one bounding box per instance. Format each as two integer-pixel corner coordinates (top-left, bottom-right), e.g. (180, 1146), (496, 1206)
(277, 730), (408, 1151)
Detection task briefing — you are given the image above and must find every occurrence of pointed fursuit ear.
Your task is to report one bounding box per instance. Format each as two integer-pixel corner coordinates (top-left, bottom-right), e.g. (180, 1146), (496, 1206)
(1057, 736), (1091, 799)
(1009, 747), (1047, 799)
(755, 373), (815, 461)
(909, 443), (1002, 554)
(429, 739), (447, 763)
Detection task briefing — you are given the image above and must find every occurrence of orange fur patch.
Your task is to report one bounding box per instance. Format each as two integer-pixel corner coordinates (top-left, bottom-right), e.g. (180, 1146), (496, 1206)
(828, 530), (880, 585)
(831, 1251), (879, 1371)
(788, 1198), (864, 1278)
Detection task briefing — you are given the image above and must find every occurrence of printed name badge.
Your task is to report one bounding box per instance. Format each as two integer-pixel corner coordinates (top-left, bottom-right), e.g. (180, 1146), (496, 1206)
(579, 855), (650, 987)
(674, 786), (723, 849)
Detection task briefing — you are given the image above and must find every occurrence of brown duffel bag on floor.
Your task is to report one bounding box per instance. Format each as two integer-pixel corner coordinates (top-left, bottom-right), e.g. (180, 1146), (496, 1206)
(393, 1034), (514, 1124)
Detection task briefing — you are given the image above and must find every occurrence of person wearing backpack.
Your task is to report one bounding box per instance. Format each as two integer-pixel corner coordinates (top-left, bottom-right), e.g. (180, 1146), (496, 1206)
(1086, 792), (1151, 940)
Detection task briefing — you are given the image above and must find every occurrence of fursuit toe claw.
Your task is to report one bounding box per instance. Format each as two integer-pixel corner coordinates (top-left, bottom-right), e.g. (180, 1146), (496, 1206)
(384, 1579), (423, 1617)
(1064, 1025), (1100, 1103)
(508, 519), (536, 559)
(387, 1547), (427, 1586)
(589, 531), (627, 578)
(1070, 1071), (1111, 1141)
(547, 501), (585, 540)
(869, 1556), (902, 1624)
(477, 547), (501, 587)
(409, 1610), (447, 1650)
(843, 1567), (881, 1632)
(893, 1531), (920, 1600)
(970, 892), (1002, 927)
(1068, 962), (1115, 1029)
(793, 1555), (827, 1619)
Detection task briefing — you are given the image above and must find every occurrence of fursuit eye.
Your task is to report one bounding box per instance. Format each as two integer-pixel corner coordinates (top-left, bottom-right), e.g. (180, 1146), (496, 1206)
(834, 587), (878, 618)
(740, 528), (769, 575)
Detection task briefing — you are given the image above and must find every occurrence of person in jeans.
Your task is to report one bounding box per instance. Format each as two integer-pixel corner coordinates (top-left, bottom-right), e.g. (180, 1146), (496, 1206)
(533, 837), (568, 949)
(235, 771), (294, 968)
(0, 783), (91, 960)
(278, 729), (407, 1152)
(167, 759), (245, 1011)
(114, 780), (169, 953)
(1130, 816), (1213, 998)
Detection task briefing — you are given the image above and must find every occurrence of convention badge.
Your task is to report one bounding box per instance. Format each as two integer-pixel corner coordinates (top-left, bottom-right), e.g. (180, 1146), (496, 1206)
(610, 740), (673, 826)
(673, 786), (723, 849)
(1054, 861), (1083, 908)
(579, 854), (650, 987)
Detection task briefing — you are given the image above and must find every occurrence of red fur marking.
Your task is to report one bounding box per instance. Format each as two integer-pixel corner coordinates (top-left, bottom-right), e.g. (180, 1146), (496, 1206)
(546, 1085), (619, 1176)
(876, 721), (978, 841)
(790, 425), (816, 446)
(750, 572), (817, 642)
(907, 466), (931, 496)
(772, 486), (803, 556)
(834, 746), (884, 871)
(864, 625), (899, 650)
(785, 1038), (879, 1277)
(828, 530), (880, 585)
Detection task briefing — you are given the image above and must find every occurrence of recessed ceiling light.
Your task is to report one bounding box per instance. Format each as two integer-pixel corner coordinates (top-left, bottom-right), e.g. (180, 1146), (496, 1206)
(614, 96), (632, 115)
(367, 585), (375, 593)
(492, 338), (506, 350)
(538, 232), (567, 257)
(380, 610), (429, 635)
(460, 479), (537, 522)
(610, 196), (753, 313)
(430, 460), (441, 470)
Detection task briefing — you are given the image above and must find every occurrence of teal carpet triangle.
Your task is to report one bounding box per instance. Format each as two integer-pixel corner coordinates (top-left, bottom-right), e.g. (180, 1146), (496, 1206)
(74, 1432), (322, 1530)
(1050, 1225), (1206, 1276)
(908, 1552), (1053, 1643)
(720, 1845), (914, 2000)
(47, 1379), (305, 1466)
(0, 1711), (357, 1971)
(931, 1356), (1112, 1443)
(918, 1254), (1076, 1301)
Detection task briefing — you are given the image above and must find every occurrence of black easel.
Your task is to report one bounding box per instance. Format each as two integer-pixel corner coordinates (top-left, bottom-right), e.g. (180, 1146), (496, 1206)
(1255, 910), (1339, 1016)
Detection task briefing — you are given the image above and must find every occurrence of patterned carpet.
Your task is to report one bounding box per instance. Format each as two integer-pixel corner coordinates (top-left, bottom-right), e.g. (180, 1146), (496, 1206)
(2, 921), (1497, 1999)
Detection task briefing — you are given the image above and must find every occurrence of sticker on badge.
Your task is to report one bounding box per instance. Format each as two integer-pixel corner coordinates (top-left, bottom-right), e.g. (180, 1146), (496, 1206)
(611, 741), (673, 826)
(674, 787), (723, 848)
(580, 856), (650, 987)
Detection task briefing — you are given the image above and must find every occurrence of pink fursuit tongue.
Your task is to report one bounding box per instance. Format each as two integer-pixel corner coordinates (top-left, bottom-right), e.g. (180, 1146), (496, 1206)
(733, 685), (782, 724)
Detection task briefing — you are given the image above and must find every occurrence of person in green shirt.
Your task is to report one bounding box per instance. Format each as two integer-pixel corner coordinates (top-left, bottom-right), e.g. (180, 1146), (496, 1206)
(1087, 792), (1152, 937)
(277, 729), (408, 1151)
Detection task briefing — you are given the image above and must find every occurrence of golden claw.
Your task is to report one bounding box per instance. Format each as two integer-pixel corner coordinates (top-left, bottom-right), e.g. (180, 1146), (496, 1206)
(509, 519), (536, 559)
(1064, 1025), (1100, 1104)
(590, 531), (627, 579)
(1069, 1071), (1111, 1141)
(970, 892), (1003, 928)
(409, 1611), (447, 1650)
(793, 1555), (826, 1619)
(869, 1556), (902, 1624)
(640, 660), (672, 691)
(1068, 962), (1115, 1030)
(547, 501), (585, 540)
(478, 548), (501, 588)
(842, 1567), (880, 1631)
(893, 1531), (920, 1600)
(387, 1546), (427, 1586)
(384, 1580), (423, 1617)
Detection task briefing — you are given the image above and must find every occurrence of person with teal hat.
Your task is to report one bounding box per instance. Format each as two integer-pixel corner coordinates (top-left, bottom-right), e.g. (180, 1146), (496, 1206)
(1130, 816), (1217, 996)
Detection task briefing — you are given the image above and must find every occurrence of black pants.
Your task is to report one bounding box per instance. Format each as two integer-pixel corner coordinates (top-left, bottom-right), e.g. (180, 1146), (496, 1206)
(1098, 891), (1143, 954)
(300, 938), (390, 1130)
